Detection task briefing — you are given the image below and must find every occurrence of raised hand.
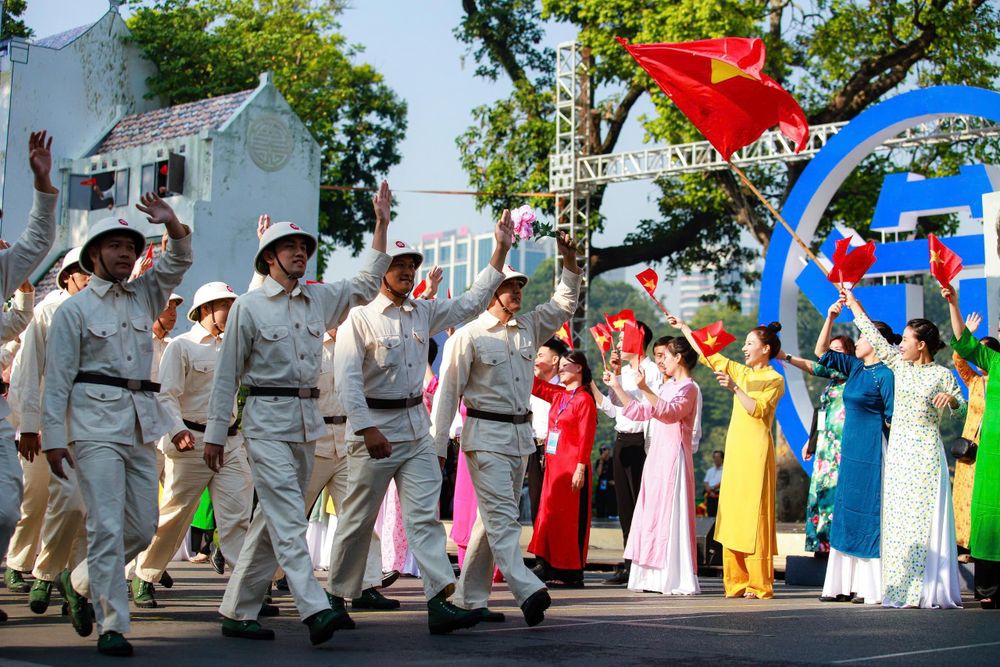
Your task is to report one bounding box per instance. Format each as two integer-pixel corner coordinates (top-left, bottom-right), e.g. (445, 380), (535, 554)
(714, 370), (736, 393)
(426, 265), (443, 297)
(827, 300), (843, 320)
(966, 312), (983, 334)
(257, 213), (272, 240)
(136, 192), (178, 226)
(940, 285), (955, 304)
(495, 209), (514, 251)
(372, 180), (391, 226)
(609, 349), (622, 374)
(634, 367), (649, 392)
(28, 130), (56, 193)
(666, 314), (683, 330)
(603, 369), (620, 389)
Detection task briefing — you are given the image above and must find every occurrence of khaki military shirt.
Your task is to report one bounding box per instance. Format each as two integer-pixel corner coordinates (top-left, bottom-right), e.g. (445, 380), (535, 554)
(205, 249), (390, 446)
(335, 265), (503, 453)
(431, 270), (580, 457)
(42, 232), (193, 451)
(9, 288), (66, 433)
(315, 333), (346, 459)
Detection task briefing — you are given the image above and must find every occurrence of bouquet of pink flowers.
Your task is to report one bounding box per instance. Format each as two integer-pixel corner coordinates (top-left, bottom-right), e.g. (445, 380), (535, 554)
(511, 205), (536, 244)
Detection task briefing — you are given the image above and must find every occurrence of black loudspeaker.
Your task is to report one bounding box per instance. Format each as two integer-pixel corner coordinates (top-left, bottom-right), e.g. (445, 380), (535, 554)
(695, 517), (722, 566)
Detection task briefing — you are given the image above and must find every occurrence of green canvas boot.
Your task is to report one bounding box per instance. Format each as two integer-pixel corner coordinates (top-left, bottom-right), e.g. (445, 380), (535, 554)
(56, 569), (93, 637)
(130, 578), (157, 609)
(29, 578), (53, 614)
(4, 568), (29, 593)
(97, 631), (133, 656)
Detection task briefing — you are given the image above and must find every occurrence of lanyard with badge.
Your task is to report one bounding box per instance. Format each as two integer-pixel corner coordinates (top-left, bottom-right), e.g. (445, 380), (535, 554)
(546, 388), (578, 455)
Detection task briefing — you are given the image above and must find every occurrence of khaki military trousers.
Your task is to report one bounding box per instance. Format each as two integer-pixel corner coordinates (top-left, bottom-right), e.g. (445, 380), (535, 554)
(304, 452), (382, 590)
(32, 463), (87, 581)
(455, 450), (544, 609)
(135, 437), (252, 583)
(327, 435), (454, 601)
(69, 436), (159, 635)
(0, 435), (24, 568)
(219, 438), (329, 622)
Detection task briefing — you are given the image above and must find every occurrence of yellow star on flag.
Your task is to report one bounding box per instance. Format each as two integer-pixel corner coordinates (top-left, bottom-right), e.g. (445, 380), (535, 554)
(613, 318), (628, 329)
(704, 333), (718, 348)
(596, 334), (608, 345)
(710, 59), (756, 85)
(642, 279), (656, 292)
(930, 249), (942, 263)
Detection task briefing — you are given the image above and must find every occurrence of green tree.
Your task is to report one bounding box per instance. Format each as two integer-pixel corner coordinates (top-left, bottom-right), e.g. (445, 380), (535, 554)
(2, 0), (33, 40)
(125, 0), (407, 271)
(454, 0), (1000, 302)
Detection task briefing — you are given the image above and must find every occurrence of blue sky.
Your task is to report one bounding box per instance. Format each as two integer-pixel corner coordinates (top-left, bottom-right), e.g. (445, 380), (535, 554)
(30, 0), (661, 282)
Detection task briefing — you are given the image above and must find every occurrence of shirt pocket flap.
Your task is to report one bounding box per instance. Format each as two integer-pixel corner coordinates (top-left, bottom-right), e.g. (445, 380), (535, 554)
(87, 322), (117, 338)
(306, 321), (324, 338)
(130, 317), (151, 333)
(260, 325), (289, 342)
(377, 334), (401, 350)
(192, 360), (215, 374)
(519, 346), (535, 361)
(82, 384), (124, 401)
(475, 341), (508, 366)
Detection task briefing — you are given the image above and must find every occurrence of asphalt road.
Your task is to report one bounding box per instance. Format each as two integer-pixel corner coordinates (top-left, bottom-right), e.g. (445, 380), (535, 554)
(1, 563), (997, 666)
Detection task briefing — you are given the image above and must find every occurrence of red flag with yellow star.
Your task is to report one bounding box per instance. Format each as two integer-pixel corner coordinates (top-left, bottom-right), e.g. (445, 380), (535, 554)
(555, 322), (574, 350)
(635, 267), (659, 296)
(617, 36), (808, 160)
(590, 323), (613, 353)
(827, 237), (876, 286)
(691, 320), (737, 358)
(927, 234), (963, 287)
(605, 309), (637, 332)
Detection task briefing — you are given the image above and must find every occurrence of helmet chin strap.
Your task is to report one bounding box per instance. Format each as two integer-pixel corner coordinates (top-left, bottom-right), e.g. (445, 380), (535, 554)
(97, 253), (126, 285)
(274, 255), (304, 281)
(382, 276), (411, 301)
(210, 309), (224, 336)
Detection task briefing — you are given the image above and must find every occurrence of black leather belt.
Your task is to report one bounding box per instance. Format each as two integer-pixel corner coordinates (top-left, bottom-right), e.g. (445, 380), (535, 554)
(467, 408), (533, 425)
(248, 387), (320, 399)
(324, 416), (347, 425)
(74, 372), (160, 393)
(183, 419), (238, 437)
(365, 396), (423, 409)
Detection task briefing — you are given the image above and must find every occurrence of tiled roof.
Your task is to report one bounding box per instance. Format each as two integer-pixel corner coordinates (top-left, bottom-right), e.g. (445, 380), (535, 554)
(94, 89), (254, 154)
(34, 23), (93, 49)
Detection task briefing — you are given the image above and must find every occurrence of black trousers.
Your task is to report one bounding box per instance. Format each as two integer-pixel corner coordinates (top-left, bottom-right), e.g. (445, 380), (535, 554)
(527, 441), (545, 524)
(612, 431), (646, 552)
(975, 558), (1000, 600)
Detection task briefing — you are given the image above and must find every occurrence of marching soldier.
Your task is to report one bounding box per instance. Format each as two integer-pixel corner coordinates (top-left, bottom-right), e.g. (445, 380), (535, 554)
(0, 131), (59, 625)
(8, 247), (89, 615)
(204, 182), (392, 645)
(326, 211), (513, 635)
(130, 282), (256, 612)
(42, 193), (193, 656)
(430, 232), (580, 626)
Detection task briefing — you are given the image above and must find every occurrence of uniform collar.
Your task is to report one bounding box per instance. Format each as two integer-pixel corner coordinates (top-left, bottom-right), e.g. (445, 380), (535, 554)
(87, 274), (134, 298)
(188, 321), (218, 343)
(262, 274), (306, 299)
(477, 310), (522, 329)
(374, 291), (414, 313)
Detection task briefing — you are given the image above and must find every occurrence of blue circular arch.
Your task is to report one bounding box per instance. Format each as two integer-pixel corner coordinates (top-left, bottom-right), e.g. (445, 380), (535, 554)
(759, 85), (1000, 475)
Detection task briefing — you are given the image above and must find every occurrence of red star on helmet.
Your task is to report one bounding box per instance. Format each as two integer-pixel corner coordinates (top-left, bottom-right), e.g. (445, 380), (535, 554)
(289, 223), (300, 230)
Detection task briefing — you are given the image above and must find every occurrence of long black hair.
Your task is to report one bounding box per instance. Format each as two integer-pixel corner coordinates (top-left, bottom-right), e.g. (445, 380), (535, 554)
(562, 350), (599, 404)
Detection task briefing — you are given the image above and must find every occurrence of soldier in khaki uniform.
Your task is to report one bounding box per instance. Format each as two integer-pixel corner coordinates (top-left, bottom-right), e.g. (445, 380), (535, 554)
(42, 194), (193, 656)
(7, 247), (89, 615)
(326, 212), (512, 635)
(204, 182), (392, 646)
(430, 234), (580, 626)
(130, 281), (256, 611)
(302, 326), (398, 611)
(0, 131), (59, 625)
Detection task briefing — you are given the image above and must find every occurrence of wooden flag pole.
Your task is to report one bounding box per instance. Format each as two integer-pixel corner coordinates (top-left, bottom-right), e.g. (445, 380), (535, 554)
(727, 161), (829, 277)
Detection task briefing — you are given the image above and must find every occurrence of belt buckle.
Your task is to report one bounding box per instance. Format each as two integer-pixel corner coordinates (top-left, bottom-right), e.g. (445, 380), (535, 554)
(298, 387), (312, 399)
(127, 379), (142, 391)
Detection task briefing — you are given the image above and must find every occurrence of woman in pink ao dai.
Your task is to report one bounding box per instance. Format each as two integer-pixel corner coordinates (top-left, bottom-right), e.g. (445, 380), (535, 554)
(606, 335), (703, 595)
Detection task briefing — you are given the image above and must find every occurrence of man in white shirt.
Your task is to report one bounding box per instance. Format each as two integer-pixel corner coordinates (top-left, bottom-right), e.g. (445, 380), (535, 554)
(600, 322), (661, 585)
(0, 132), (58, 628)
(8, 248), (89, 615)
(525, 338), (568, 523)
(205, 183), (391, 646)
(42, 193), (193, 656)
(431, 234), (580, 627)
(327, 213), (512, 635)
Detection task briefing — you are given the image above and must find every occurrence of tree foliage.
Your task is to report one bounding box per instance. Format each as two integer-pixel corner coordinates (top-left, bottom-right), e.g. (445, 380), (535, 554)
(454, 0), (1000, 304)
(125, 0), (407, 269)
(2, 0), (33, 40)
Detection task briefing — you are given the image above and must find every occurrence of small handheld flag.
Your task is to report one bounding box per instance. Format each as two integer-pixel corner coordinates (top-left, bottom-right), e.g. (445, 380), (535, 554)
(412, 279), (427, 299)
(927, 234), (963, 287)
(621, 321), (645, 356)
(555, 322), (574, 350)
(691, 321), (737, 358)
(828, 237), (876, 287)
(605, 309), (637, 332)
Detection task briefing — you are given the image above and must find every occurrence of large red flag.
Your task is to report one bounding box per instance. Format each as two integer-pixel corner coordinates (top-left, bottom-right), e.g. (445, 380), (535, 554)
(555, 322), (574, 350)
(605, 309), (637, 332)
(621, 321), (645, 355)
(928, 234), (963, 287)
(635, 267), (659, 296)
(828, 238), (876, 286)
(617, 36), (808, 160)
(590, 324), (613, 353)
(691, 321), (737, 358)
